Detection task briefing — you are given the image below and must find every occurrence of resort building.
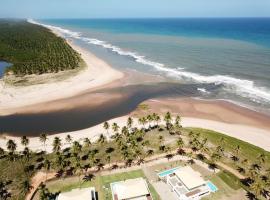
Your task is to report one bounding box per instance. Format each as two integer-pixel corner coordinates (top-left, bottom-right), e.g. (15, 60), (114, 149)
(110, 177), (153, 200)
(57, 187), (97, 200)
(158, 166), (217, 200)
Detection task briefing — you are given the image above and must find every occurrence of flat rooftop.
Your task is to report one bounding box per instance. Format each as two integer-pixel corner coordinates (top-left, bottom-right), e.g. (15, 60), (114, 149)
(57, 187), (96, 200)
(111, 177), (152, 200)
(174, 166), (206, 190)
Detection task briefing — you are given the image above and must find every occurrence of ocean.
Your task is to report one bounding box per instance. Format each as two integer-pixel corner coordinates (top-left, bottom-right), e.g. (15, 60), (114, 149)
(38, 18), (270, 113)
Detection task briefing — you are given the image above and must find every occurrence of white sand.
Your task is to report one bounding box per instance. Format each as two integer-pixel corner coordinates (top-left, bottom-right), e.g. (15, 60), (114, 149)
(1, 116), (269, 152)
(0, 32), (123, 113)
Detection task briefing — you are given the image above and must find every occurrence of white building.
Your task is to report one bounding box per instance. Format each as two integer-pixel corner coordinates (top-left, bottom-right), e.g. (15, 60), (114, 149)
(111, 177), (153, 200)
(57, 187), (96, 200)
(158, 166), (217, 200)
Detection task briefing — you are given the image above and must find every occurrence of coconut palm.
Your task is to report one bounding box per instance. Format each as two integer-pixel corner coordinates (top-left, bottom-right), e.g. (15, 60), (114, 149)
(257, 153), (266, 167)
(138, 117), (147, 129)
(22, 147), (30, 162)
(83, 138), (91, 148)
(175, 115), (181, 128)
(72, 141), (82, 156)
(39, 133), (48, 152)
(146, 149), (154, 156)
(250, 179), (264, 198)
(146, 114), (153, 129)
(103, 121), (110, 136)
(74, 159), (83, 188)
(21, 180), (33, 195)
(164, 111), (172, 125)
(43, 159), (51, 181)
(112, 123), (120, 134)
(52, 137), (62, 153)
(98, 134), (106, 144)
(0, 147), (5, 156)
(127, 117), (133, 129)
(176, 137), (184, 149)
(21, 136), (29, 148)
(65, 135), (72, 146)
(6, 140), (16, 153)
(152, 113), (160, 127)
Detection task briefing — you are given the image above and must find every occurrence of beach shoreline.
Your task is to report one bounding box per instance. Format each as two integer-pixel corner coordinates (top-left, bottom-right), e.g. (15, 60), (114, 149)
(0, 41), (123, 112)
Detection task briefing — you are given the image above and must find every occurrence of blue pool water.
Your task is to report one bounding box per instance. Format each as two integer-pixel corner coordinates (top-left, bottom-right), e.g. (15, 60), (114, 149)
(207, 181), (218, 192)
(158, 167), (180, 177)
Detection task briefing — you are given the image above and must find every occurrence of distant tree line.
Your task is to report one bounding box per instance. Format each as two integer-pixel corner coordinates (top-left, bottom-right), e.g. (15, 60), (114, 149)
(0, 19), (82, 75)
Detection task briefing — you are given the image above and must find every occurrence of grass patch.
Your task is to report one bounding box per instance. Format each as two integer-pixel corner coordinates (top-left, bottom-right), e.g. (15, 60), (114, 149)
(217, 171), (242, 190)
(46, 170), (160, 200)
(185, 128), (270, 165)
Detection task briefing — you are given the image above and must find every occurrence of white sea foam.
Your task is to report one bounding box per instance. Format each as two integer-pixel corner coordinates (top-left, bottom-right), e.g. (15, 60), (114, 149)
(28, 19), (270, 104)
(197, 88), (210, 94)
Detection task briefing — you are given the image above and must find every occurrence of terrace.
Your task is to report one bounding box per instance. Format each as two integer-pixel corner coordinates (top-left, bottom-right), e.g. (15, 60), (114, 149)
(158, 166), (217, 200)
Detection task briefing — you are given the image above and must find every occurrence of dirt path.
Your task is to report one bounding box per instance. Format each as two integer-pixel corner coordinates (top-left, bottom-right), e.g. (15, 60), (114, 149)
(26, 172), (56, 200)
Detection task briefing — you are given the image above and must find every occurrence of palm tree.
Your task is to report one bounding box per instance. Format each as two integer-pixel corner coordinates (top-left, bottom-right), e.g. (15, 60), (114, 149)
(21, 136), (29, 148)
(257, 153), (266, 167)
(138, 117), (147, 129)
(152, 113), (160, 127)
(175, 115), (181, 129)
(74, 159), (83, 188)
(98, 134), (106, 144)
(147, 114), (153, 129)
(112, 123), (120, 134)
(52, 137), (62, 153)
(72, 141), (82, 156)
(65, 135), (72, 146)
(250, 179), (264, 198)
(146, 149), (154, 156)
(21, 180), (33, 195)
(22, 147), (30, 162)
(176, 137), (184, 149)
(83, 138), (91, 148)
(43, 159), (51, 181)
(103, 121), (110, 136)
(0, 147), (5, 156)
(6, 139), (16, 153)
(127, 117), (133, 129)
(39, 133), (48, 152)
(164, 111), (172, 129)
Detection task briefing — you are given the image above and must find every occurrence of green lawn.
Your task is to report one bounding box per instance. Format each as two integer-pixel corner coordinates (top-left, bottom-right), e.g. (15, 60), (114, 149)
(45, 170), (160, 200)
(184, 128), (270, 166)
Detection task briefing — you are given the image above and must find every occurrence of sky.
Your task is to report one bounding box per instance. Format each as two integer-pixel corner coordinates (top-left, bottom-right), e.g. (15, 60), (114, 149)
(0, 0), (270, 19)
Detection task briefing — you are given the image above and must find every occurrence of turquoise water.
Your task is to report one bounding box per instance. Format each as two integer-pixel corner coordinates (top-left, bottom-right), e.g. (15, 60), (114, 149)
(158, 167), (180, 177)
(36, 18), (270, 112)
(207, 181), (218, 192)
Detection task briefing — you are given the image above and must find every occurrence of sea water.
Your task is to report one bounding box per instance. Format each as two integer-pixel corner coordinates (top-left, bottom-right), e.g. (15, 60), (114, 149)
(37, 18), (270, 113)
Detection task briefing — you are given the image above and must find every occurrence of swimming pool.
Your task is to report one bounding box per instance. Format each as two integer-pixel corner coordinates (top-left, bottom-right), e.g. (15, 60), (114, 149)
(158, 167), (180, 177)
(207, 181), (218, 192)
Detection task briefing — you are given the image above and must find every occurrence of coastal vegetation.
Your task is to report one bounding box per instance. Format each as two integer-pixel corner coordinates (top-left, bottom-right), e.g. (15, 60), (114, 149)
(0, 19), (82, 76)
(0, 112), (270, 200)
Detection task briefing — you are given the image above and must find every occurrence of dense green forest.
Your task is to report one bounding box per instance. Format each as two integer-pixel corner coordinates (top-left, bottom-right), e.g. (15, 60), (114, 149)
(0, 19), (82, 75)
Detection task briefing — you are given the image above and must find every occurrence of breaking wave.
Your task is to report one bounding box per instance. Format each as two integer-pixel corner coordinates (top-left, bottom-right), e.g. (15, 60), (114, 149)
(28, 19), (270, 103)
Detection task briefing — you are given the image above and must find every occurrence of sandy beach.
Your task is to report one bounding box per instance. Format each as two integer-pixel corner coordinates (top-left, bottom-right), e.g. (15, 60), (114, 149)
(1, 113), (270, 153)
(0, 21), (270, 154)
(0, 41), (123, 113)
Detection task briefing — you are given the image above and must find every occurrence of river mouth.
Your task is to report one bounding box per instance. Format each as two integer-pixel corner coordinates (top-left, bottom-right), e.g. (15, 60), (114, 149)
(0, 82), (219, 136)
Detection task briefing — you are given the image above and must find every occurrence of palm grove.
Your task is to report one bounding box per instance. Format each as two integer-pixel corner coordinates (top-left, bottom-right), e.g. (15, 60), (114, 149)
(0, 112), (270, 200)
(0, 20), (82, 75)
